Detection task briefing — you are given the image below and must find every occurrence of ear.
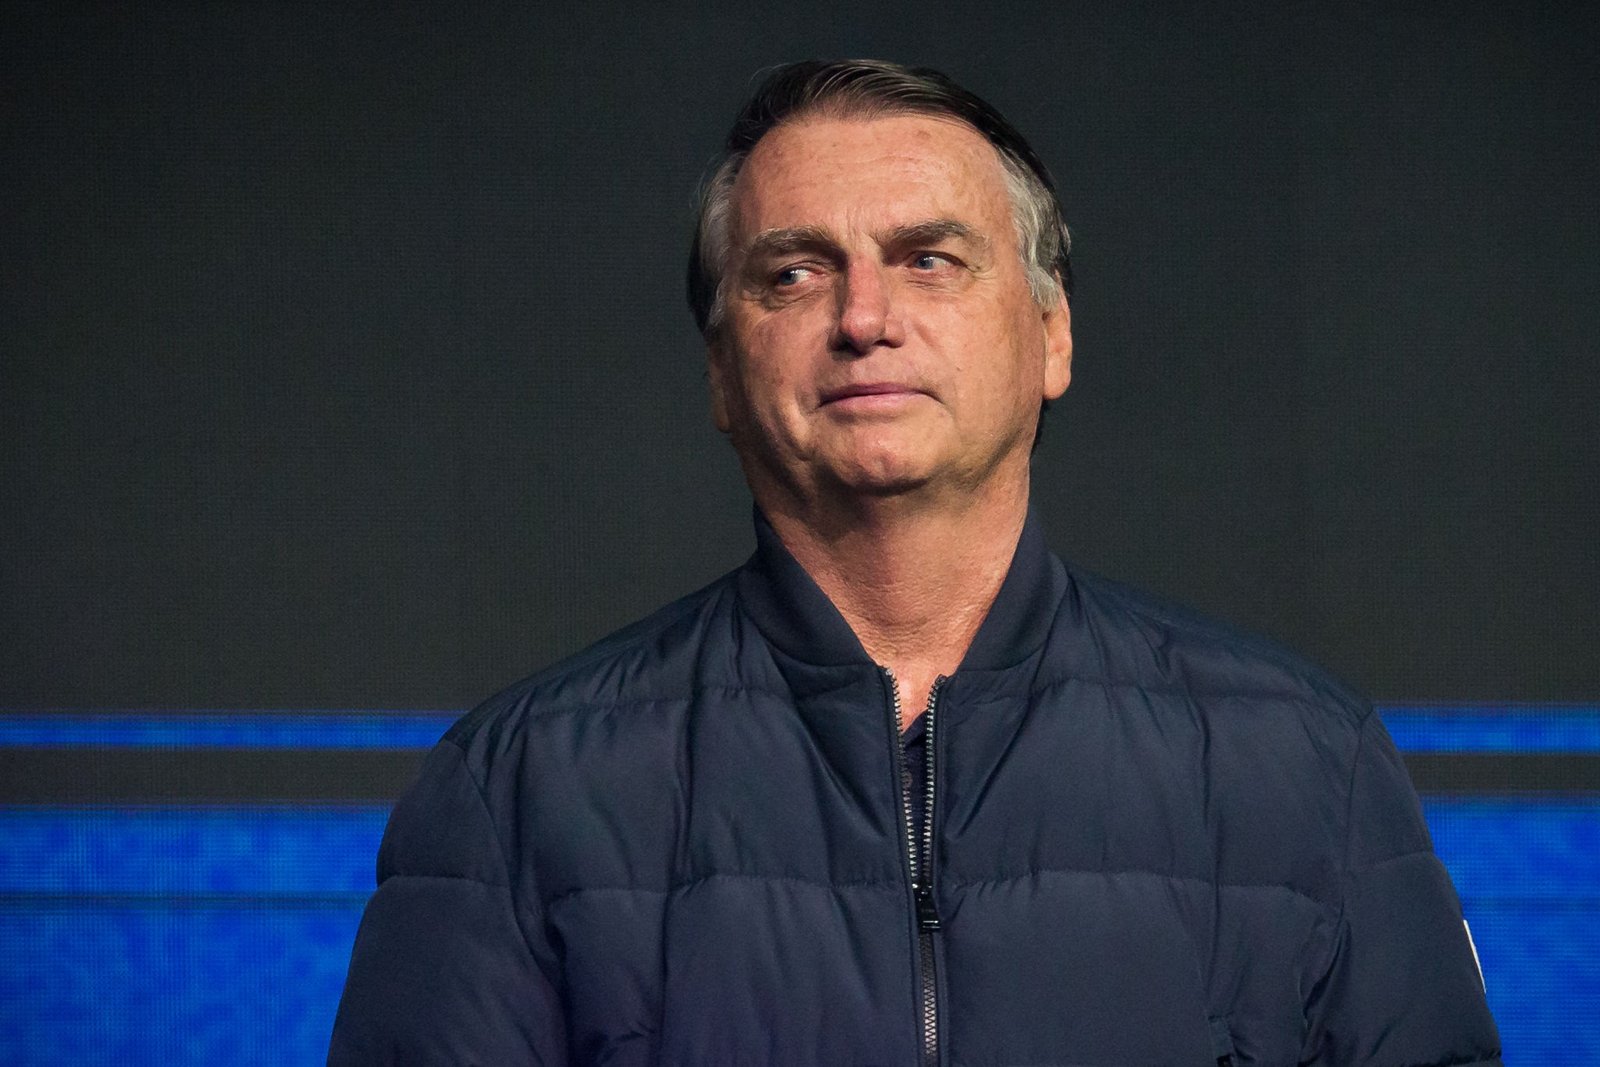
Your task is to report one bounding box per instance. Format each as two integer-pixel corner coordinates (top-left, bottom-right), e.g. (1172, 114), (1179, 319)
(1041, 286), (1072, 401)
(706, 341), (733, 434)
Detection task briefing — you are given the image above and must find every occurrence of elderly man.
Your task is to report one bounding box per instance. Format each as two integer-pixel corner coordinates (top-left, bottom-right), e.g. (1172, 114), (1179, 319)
(330, 60), (1500, 1065)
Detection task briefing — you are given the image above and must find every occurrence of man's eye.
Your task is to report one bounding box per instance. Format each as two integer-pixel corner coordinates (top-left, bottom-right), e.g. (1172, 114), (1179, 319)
(774, 266), (813, 286)
(912, 253), (952, 270)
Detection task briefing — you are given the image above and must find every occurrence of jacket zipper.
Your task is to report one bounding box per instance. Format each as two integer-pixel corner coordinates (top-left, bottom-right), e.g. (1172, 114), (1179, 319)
(885, 669), (946, 1067)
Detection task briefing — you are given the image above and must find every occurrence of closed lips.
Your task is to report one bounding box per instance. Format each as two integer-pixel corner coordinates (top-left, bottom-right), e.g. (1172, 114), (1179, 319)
(821, 383), (924, 404)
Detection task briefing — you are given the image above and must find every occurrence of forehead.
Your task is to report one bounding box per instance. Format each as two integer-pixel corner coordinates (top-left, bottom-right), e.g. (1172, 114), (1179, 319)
(730, 113), (1014, 242)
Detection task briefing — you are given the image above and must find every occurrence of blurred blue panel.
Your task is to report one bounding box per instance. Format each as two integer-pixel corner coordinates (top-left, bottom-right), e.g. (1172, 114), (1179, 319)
(1380, 705), (1600, 753)
(0, 711), (458, 748)
(0, 725), (1597, 1064)
(0, 806), (389, 896)
(1423, 797), (1600, 899)
(1422, 798), (1600, 1065)
(7, 896), (1588, 1066)
(1452, 901), (1600, 1066)
(0, 905), (362, 1067)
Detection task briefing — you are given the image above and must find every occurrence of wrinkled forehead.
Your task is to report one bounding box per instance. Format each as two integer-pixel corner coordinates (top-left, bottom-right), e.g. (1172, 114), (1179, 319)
(727, 112), (1016, 250)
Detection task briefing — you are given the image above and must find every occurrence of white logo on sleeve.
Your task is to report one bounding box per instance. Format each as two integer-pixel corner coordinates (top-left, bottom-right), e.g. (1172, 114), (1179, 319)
(1463, 919), (1485, 991)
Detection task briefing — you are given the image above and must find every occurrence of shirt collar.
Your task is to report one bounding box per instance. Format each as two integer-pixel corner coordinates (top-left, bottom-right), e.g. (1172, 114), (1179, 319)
(735, 505), (1065, 674)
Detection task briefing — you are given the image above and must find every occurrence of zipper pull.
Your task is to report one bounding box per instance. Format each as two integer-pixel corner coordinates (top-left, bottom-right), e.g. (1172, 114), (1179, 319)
(915, 884), (941, 931)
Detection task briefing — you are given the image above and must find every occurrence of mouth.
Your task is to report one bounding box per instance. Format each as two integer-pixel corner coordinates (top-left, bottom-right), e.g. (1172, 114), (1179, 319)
(819, 382), (926, 407)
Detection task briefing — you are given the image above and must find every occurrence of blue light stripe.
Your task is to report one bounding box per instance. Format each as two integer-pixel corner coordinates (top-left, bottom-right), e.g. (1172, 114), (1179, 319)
(1378, 705), (1600, 753)
(4, 705), (1599, 752)
(0, 711), (458, 749)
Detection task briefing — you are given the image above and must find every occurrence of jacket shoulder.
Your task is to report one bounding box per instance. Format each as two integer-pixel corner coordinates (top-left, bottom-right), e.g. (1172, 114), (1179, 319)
(443, 567), (746, 752)
(1056, 562), (1371, 727)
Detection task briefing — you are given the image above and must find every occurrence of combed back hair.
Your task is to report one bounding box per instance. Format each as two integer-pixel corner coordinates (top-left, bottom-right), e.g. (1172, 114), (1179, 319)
(686, 58), (1073, 338)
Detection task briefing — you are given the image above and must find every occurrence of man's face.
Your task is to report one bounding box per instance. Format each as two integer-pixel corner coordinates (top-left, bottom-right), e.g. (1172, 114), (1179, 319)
(708, 113), (1072, 504)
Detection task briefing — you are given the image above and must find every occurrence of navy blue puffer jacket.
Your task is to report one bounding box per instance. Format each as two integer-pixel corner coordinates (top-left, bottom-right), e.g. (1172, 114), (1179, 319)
(330, 513), (1501, 1065)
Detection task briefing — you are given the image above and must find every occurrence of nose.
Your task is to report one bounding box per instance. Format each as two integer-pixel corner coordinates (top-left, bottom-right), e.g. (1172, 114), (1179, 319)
(832, 260), (904, 355)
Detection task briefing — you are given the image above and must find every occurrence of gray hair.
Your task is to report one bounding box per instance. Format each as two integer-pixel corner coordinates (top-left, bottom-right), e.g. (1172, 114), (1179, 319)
(687, 59), (1072, 338)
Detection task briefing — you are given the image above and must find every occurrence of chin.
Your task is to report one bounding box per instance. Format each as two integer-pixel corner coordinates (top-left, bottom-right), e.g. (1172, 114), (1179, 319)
(823, 449), (937, 497)
(837, 473), (931, 498)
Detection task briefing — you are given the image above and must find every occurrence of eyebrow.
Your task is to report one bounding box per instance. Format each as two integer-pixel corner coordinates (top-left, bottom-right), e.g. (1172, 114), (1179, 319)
(742, 218), (991, 263)
(881, 219), (990, 255)
(743, 225), (838, 262)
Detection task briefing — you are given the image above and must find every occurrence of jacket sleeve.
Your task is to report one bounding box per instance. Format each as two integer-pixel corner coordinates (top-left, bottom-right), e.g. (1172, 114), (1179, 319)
(1299, 712), (1501, 1066)
(328, 738), (568, 1066)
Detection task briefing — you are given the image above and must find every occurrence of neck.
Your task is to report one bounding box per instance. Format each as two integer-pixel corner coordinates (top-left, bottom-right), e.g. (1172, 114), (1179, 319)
(758, 474), (1030, 727)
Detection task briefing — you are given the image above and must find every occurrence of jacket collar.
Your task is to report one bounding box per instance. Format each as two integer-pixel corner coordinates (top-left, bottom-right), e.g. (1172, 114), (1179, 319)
(735, 505), (1065, 674)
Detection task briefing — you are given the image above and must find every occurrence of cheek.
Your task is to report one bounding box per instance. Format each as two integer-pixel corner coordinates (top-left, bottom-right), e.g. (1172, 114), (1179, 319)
(971, 311), (1049, 413)
(743, 321), (817, 391)
(948, 302), (1038, 370)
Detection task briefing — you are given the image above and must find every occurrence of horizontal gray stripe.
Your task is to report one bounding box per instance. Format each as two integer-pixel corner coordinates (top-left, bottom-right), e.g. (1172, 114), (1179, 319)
(1404, 754), (1600, 793)
(0, 749), (425, 802)
(1, 749), (1595, 803)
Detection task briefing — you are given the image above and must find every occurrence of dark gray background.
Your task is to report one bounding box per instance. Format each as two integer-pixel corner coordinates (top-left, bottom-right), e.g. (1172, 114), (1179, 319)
(4, 3), (1596, 710)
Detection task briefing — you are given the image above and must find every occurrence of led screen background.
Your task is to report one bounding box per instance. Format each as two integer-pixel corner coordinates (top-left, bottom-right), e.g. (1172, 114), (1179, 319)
(3, 4), (1596, 1064)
